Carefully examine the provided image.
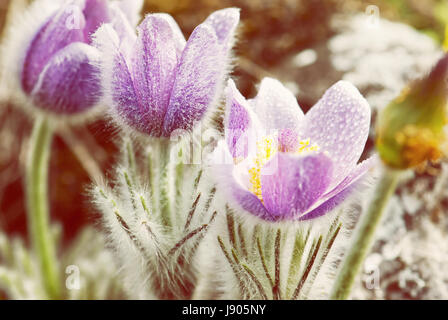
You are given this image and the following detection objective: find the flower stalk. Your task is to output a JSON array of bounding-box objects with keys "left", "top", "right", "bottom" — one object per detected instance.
[
  {"left": 26, "top": 117, "right": 60, "bottom": 299},
  {"left": 159, "top": 140, "right": 173, "bottom": 228},
  {"left": 330, "top": 166, "right": 401, "bottom": 300}
]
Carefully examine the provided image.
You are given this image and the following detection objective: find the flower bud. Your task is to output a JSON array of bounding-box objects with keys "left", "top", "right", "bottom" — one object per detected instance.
[
  {"left": 94, "top": 8, "right": 240, "bottom": 138},
  {"left": 376, "top": 54, "right": 448, "bottom": 169},
  {"left": 5, "top": 0, "right": 141, "bottom": 117}
]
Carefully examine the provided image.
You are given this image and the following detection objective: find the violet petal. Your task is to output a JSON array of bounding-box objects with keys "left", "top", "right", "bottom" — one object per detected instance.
[
  {"left": 130, "top": 14, "right": 182, "bottom": 136},
  {"left": 83, "top": 0, "right": 110, "bottom": 43},
  {"left": 162, "top": 23, "right": 221, "bottom": 136},
  {"left": 260, "top": 152, "right": 333, "bottom": 220},
  {"left": 108, "top": 6, "right": 137, "bottom": 59},
  {"left": 162, "top": 9, "right": 239, "bottom": 136},
  {"left": 298, "top": 156, "right": 376, "bottom": 220},
  {"left": 233, "top": 188, "right": 272, "bottom": 221},
  {"left": 31, "top": 42, "right": 101, "bottom": 114},
  {"left": 301, "top": 80, "right": 371, "bottom": 189},
  {"left": 298, "top": 182, "right": 356, "bottom": 221},
  {"left": 278, "top": 128, "right": 300, "bottom": 152},
  {"left": 153, "top": 13, "right": 186, "bottom": 57},
  {"left": 21, "top": 3, "right": 86, "bottom": 94},
  {"left": 224, "top": 79, "right": 254, "bottom": 159},
  {"left": 211, "top": 141, "right": 271, "bottom": 219},
  {"left": 250, "top": 77, "right": 304, "bottom": 133},
  {"left": 96, "top": 25, "right": 141, "bottom": 132},
  {"left": 203, "top": 8, "right": 239, "bottom": 48}
]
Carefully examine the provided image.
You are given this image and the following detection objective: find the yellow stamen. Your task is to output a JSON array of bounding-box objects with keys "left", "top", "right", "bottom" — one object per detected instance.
[
  {"left": 395, "top": 85, "right": 411, "bottom": 104},
  {"left": 248, "top": 135, "right": 277, "bottom": 202},
  {"left": 247, "top": 136, "right": 320, "bottom": 203},
  {"left": 296, "top": 138, "right": 320, "bottom": 154},
  {"left": 395, "top": 124, "right": 443, "bottom": 168}
]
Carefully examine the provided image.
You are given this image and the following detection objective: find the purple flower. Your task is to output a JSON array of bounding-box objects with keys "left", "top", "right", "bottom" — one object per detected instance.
[
  {"left": 94, "top": 8, "right": 240, "bottom": 137},
  {"left": 212, "top": 78, "right": 375, "bottom": 222},
  {"left": 17, "top": 0, "right": 141, "bottom": 115}
]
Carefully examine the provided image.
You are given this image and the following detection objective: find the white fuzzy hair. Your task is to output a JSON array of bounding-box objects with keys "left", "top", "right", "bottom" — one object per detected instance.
[{"left": 91, "top": 134, "right": 220, "bottom": 299}]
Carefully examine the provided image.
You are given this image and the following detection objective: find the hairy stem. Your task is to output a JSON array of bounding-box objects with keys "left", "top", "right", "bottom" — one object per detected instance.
[
  {"left": 153, "top": 141, "right": 172, "bottom": 227},
  {"left": 26, "top": 117, "right": 60, "bottom": 299},
  {"left": 330, "top": 167, "right": 401, "bottom": 300},
  {"left": 174, "top": 148, "right": 184, "bottom": 215},
  {"left": 159, "top": 140, "right": 172, "bottom": 227}
]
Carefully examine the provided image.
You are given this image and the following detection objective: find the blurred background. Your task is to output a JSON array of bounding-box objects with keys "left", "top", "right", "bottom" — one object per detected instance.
[{"left": 0, "top": 0, "right": 448, "bottom": 299}]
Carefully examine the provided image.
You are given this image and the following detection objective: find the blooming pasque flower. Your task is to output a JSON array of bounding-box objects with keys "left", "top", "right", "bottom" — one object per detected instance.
[
  {"left": 6, "top": 0, "right": 141, "bottom": 115},
  {"left": 212, "top": 78, "right": 374, "bottom": 222},
  {"left": 94, "top": 8, "right": 240, "bottom": 137}
]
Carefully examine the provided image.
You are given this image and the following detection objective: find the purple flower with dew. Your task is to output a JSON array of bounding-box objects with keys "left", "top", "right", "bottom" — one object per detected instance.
[
  {"left": 19, "top": 0, "right": 140, "bottom": 115},
  {"left": 212, "top": 78, "right": 375, "bottom": 222},
  {"left": 94, "top": 8, "right": 240, "bottom": 138}
]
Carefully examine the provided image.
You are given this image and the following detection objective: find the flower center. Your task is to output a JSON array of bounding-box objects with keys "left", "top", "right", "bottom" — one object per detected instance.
[
  {"left": 248, "top": 135, "right": 277, "bottom": 202},
  {"left": 248, "top": 135, "right": 320, "bottom": 203},
  {"left": 296, "top": 138, "right": 320, "bottom": 154}
]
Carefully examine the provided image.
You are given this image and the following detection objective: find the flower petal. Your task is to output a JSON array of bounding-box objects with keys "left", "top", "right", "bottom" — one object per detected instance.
[
  {"left": 301, "top": 80, "right": 371, "bottom": 189},
  {"left": 203, "top": 8, "right": 239, "bottom": 49},
  {"left": 233, "top": 189, "right": 271, "bottom": 220},
  {"left": 130, "top": 14, "right": 183, "bottom": 136},
  {"left": 83, "top": 0, "right": 111, "bottom": 43},
  {"left": 31, "top": 42, "right": 101, "bottom": 114},
  {"left": 209, "top": 141, "right": 270, "bottom": 219},
  {"left": 322, "top": 156, "right": 377, "bottom": 202},
  {"left": 108, "top": 6, "right": 136, "bottom": 57},
  {"left": 162, "top": 9, "right": 239, "bottom": 136},
  {"left": 298, "top": 182, "right": 355, "bottom": 221},
  {"left": 94, "top": 24, "right": 141, "bottom": 131},
  {"left": 224, "top": 79, "right": 259, "bottom": 159},
  {"left": 21, "top": 2, "right": 86, "bottom": 94},
  {"left": 260, "top": 152, "right": 333, "bottom": 220},
  {"left": 116, "top": 0, "right": 143, "bottom": 27},
  {"left": 298, "top": 156, "right": 376, "bottom": 220},
  {"left": 250, "top": 77, "right": 304, "bottom": 133},
  {"left": 152, "top": 13, "right": 186, "bottom": 56},
  {"left": 278, "top": 128, "right": 300, "bottom": 152},
  {"left": 162, "top": 23, "right": 223, "bottom": 136}
]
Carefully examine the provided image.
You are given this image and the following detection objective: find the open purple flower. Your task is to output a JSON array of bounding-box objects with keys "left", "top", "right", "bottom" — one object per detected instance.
[
  {"left": 212, "top": 78, "right": 374, "bottom": 222},
  {"left": 94, "top": 8, "right": 240, "bottom": 137},
  {"left": 17, "top": 0, "right": 141, "bottom": 115}
]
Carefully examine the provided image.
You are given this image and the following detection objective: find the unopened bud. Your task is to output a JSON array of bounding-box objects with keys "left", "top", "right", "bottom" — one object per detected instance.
[{"left": 376, "top": 54, "right": 448, "bottom": 169}]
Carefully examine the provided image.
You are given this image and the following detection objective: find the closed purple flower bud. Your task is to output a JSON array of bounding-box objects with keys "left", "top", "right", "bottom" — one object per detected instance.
[
  {"left": 5, "top": 0, "right": 141, "bottom": 116},
  {"left": 94, "top": 8, "right": 240, "bottom": 137},
  {"left": 211, "top": 78, "right": 375, "bottom": 222}
]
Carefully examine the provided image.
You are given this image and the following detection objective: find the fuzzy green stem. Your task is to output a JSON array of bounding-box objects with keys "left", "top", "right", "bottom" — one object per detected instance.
[
  {"left": 170, "top": 144, "right": 185, "bottom": 222},
  {"left": 330, "top": 167, "right": 401, "bottom": 300},
  {"left": 159, "top": 140, "right": 172, "bottom": 227},
  {"left": 26, "top": 117, "right": 61, "bottom": 299},
  {"left": 175, "top": 151, "right": 184, "bottom": 213},
  {"left": 147, "top": 146, "right": 158, "bottom": 214}
]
